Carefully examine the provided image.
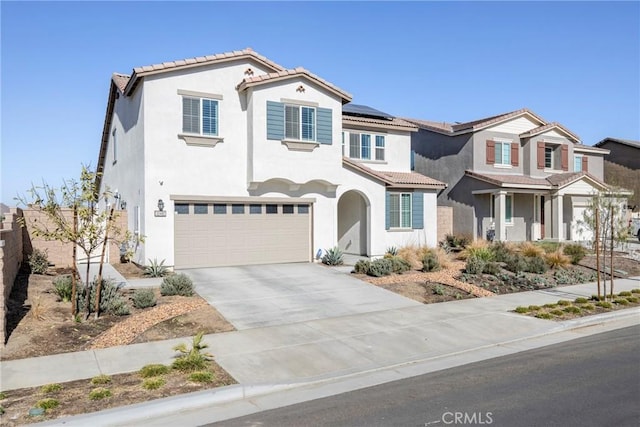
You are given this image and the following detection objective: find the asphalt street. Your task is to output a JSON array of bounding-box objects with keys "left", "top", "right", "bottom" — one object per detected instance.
[{"left": 214, "top": 325, "right": 640, "bottom": 427}]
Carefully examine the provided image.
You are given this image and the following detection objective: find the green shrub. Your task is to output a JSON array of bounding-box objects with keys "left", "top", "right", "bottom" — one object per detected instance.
[
  {"left": 188, "top": 371, "right": 215, "bottom": 383},
  {"left": 528, "top": 305, "right": 541, "bottom": 311},
  {"left": 537, "top": 241, "right": 562, "bottom": 253},
  {"left": 91, "top": 374, "right": 111, "bottom": 385},
  {"left": 563, "top": 306, "right": 581, "bottom": 314},
  {"left": 142, "top": 378, "right": 166, "bottom": 390},
  {"left": 88, "top": 388, "right": 112, "bottom": 400},
  {"left": 52, "top": 276, "right": 73, "bottom": 302},
  {"left": 596, "top": 301, "right": 613, "bottom": 309},
  {"left": 132, "top": 289, "right": 157, "bottom": 309},
  {"left": 618, "top": 291, "right": 632, "bottom": 297},
  {"left": 0, "top": 392, "right": 7, "bottom": 400},
  {"left": 574, "top": 297, "right": 589, "bottom": 304},
  {"left": 465, "top": 256, "right": 486, "bottom": 275},
  {"left": 139, "top": 364, "right": 170, "bottom": 378},
  {"left": 557, "top": 300, "right": 571, "bottom": 306},
  {"left": 440, "top": 234, "right": 470, "bottom": 252},
  {"left": 433, "top": 285, "right": 446, "bottom": 296},
  {"left": 77, "top": 279, "right": 130, "bottom": 315},
  {"left": 28, "top": 249, "right": 49, "bottom": 274},
  {"left": 385, "top": 246, "right": 398, "bottom": 256},
  {"left": 161, "top": 274, "right": 194, "bottom": 296},
  {"left": 172, "top": 332, "right": 213, "bottom": 372},
  {"left": 582, "top": 303, "right": 595, "bottom": 310},
  {"left": 40, "top": 383, "right": 62, "bottom": 394},
  {"left": 614, "top": 298, "right": 629, "bottom": 305},
  {"left": 352, "top": 260, "right": 371, "bottom": 275},
  {"left": 367, "top": 259, "right": 393, "bottom": 277},
  {"left": 144, "top": 258, "right": 169, "bottom": 277},
  {"left": 0, "top": 406, "right": 4, "bottom": 415},
  {"left": 505, "top": 254, "right": 528, "bottom": 273},
  {"left": 490, "top": 241, "right": 513, "bottom": 262},
  {"left": 545, "top": 250, "right": 571, "bottom": 269},
  {"left": 591, "top": 294, "right": 604, "bottom": 301},
  {"left": 626, "top": 296, "right": 638, "bottom": 303},
  {"left": 563, "top": 244, "right": 587, "bottom": 265},
  {"left": 514, "top": 306, "right": 529, "bottom": 313},
  {"left": 321, "top": 247, "right": 344, "bottom": 266},
  {"left": 543, "top": 303, "right": 558, "bottom": 309},
  {"left": 527, "top": 256, "right": 548, "bottom": 274},
  {"left": 535, "top": 312, "right": 553, "bottom": 319},
  {"left": 631, "top": 289, "right": 640, "bottom": 294},
  {"left": 35, "top": 398, "right": 59, "bottom": 410},
  {"left": 482, "top": 262, "right": 501, "bottom": 275},
  {"left": 422, "top": 251, "right": 441, "bottom": 272},
  {"left": 550, "top": 309, "right": 565, "bottom": 316},
  {"left": 466, "top": 246, "right": 494, "bottom": 262},
  {"left": 389, "top": 256, "right": 411, "bottom": 274}
]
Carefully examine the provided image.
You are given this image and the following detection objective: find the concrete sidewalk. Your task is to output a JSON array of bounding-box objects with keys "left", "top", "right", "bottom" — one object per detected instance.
[{"left": 2, "top": 277, "right": 639, "bottom": 393}]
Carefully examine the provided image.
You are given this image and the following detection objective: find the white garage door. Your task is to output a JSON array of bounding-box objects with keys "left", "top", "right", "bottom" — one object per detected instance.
[{"left": 174, "top": 201, "right": 312, "bottom": 268}]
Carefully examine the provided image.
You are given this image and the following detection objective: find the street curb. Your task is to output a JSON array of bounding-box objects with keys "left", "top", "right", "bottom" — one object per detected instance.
[{"left": 30, "top": 307, "right": 640, "bottom": 426}]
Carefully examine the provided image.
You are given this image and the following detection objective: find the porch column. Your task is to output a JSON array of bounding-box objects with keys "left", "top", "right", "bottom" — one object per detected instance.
[
  {"left": 495, "top": 191, "right": 507, "bottom": 241},
  {"left": 552, "top": 193, "right": 564, "bottom": 241}
]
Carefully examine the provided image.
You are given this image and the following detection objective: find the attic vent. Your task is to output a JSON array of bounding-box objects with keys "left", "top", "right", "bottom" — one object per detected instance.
[
  {"left": 296, "top": 85, "right": 305, "bottom": 93},
  {"left": 244, "top": 67, "right": 254, "bottom": 76}
]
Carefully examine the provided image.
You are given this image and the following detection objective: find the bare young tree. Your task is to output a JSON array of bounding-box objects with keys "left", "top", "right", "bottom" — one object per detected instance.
[{"left": 17, "top": 165, "right": 123, "bottom": 318}]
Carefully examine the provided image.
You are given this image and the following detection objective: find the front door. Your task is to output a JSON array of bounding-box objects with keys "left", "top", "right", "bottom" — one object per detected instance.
[{"left": 540, "top": 196, "right": 545, "bottom": 239}]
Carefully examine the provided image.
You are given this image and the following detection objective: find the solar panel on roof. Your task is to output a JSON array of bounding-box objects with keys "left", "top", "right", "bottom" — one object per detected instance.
[{"left": 342, "top": 103, "right": 394, "bottom": 119}]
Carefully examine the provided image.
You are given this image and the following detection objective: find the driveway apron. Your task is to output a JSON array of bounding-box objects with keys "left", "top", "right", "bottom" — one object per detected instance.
[{"left": 181, "top": 263, "right": 419, "bottom": 329}]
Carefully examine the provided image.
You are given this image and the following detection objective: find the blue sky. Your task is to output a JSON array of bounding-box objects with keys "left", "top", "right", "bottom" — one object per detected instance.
[{"left": 1, "top": 1, "right": 639, "bottom": 205}]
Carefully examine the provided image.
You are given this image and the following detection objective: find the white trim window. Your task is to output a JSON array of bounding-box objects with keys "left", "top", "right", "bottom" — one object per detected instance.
[
  {"left": 389, "top": 193, "right": 412, "bottom": 228},
  {"left": 494, "top": 141, "right": 511, "bottom": 165},
  {"left": 545, "top": 145, "right": 554, "bottom": 169},
  {"left": 182, "top": 97, "right": 218, "bottom": 136},
  {"left": 347, "top": 131, "right": 385, "bottom": 161},
  {"left": 285, "top": 105, "right": 315, "bottom": 141},
  {"left": 574, "top": 155, "right": 583, "bottom": 172},
  {"left": 491, "top": 194, "right": 514, "bottom": 225}
]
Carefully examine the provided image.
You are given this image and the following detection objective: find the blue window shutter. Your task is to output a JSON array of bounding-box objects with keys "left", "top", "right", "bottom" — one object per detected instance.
[
  {"left": 316, "top": 107, "right": 332, "bottom": 144},
  {"left": 412, "top": 191, "right": 424, "bottom": 229},
  {"left": 266, "top": 101, "right": 284, "bottom": 140},
  {"left": 385, "top": 191, "right": 391, "bottom": 230}
]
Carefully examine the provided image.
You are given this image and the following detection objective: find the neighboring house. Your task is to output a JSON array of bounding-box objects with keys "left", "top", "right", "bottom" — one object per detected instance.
[
  {"left": 96, "top": 48, "right": 445, "bottom": 268},
  {"left": 406, "top": 109, "right": 610, "bottom": 242},
  {"left": 594, "top": 137, "right": 640, "bottom": 210}
]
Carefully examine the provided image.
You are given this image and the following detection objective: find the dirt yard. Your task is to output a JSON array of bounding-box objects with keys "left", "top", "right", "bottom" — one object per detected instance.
[{"left": 1, "top": 264, "right": 237, "bottom": 424}]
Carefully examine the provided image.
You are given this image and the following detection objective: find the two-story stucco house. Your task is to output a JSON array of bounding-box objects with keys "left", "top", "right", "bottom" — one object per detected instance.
[
  {"left": 406, "top": 109, "right": 610, "bottom": 243},
  {"left": 96, "top": 48, "right": 445, "bottom": 268}
]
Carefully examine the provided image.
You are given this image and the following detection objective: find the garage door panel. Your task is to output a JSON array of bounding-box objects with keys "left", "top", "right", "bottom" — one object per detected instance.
[{"left": 175, "top": 202, "right": 311, "bottom": 268}]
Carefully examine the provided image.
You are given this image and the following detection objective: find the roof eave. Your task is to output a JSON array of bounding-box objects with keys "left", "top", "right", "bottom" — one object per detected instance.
[
  {"left": 342, "top": 117, "right": 418, "bottom": 133},
  {"left": 238, "top": 73, "right": 352, "bottom": 104},
  {"left": 96, "top": 80, "right": 119, "bottom": 192}
]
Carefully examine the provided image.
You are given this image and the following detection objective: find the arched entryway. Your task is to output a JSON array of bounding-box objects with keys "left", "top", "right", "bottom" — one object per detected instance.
[{"left": 337, "top": 190, "right": 369, "bottom": 256}]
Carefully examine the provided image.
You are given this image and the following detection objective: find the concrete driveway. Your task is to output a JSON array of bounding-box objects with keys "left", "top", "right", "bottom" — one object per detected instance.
[{"left": 181, "top": 263, "right": 419, "bottom": 330}]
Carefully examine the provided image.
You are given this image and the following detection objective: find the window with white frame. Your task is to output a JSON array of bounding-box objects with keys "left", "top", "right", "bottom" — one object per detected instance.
[
  {"left": 182, "top": 97, "right": 218, "bottom": 136},
  {"left": 389, "top": 193, "right": 412, "bottom": 228},
  {"left": 494, "top": 141, "right": 511, "bottom": 165},
  {"left": 346, "top": 131, "right": 385, "bottom": 161},
  {"left": 574, "top": 155, "right": 583, "bottom": 172},
  {"left": 491, "top": 194, "right": 514, "bottom": 225},
  {"left": 285, "top": 105, "right": 315, "bottom": 141}
]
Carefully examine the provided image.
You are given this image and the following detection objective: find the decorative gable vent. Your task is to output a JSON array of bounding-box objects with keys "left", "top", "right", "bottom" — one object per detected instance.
[{"left": 244, "top": 67, "right": 254, "bottom": 76}]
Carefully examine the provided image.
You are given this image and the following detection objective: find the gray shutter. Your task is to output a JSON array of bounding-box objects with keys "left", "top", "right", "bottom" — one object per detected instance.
[
  {"left": 412, "top": 191, "right": 424, "bottom": 229},
  {"left": 385, "top": 191, "right": 391, "bottom": 230},
  {"left": 316, "top": 107, "right": 332, "bottom": 144},
  {"left": 266, "top": 101, "right": 284, "bottom": 140}
]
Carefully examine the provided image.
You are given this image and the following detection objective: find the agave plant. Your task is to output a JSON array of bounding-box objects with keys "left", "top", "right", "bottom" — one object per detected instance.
[
  {"left": 321, "top": 247, "right": 344, "bottom": 266},
  {"left": 144, "top": 258, "right": 169, "bottom": 277}
]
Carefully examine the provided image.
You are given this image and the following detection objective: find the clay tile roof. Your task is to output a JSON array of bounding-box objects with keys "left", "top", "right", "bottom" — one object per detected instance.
[
  {"left": 342, "top": 115, "right": 418, "bottom": 132},
  {"left": 402, "top": 118, "right": 454, "bottom": 133},
  {"left": 519, "top": 122, "right": 581, "bottom": 143},
  {"left": 343, "top": 158, "right": 446, "bottom": 189},
  {"left": 237, "top": 67, "right": 352, "bottom": 103},
  {"left": 111, "top": 73, "right": 131, "bottom": 92},
  {"left": 595, "top": 137, "right": 640, "bottom": 149},
  {"left": 465, "top": 171, "right": 550, "bottom": 187},
  {"left": 545, "top": 171, "right": 607, "bottom": 189}
]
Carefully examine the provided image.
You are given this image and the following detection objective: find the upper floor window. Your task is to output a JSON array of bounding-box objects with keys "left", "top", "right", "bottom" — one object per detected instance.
[
  {"left": 495, "top": 141, "right": 511, "bottom": 165},
  {"left": 537, "top": 141, "right": 568, "bottom": 171},
  {"left": 574, "top": 155, "right": 583, "bottom": 172},
  {"left": 389, "top": 193, "right": 412, "bottom": 228},
  {"left": 544, "top": 146, "right": 554, "bottom": 169},
  {"left": 285, "top": 105, "right": 315, "bottom": 141},
  {"left": 182, "top": 97, "right": 218, "bottom": 136},
  {"left": 347, "top": 132, "right": 385, "bottom": 161}
]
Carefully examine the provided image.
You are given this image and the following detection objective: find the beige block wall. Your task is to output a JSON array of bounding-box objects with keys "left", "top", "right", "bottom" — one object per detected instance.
[
  {"left": 1, "top": 208, "right": 25, "bottom": 346},
  {"left": 22, "top": 209, "right": 128, "bottom": 268},
  {"left": 437, "top": 206, "right": 453, "bottom": 243}
]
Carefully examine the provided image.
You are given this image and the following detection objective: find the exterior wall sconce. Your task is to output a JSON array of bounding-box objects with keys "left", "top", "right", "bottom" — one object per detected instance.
[
  {"left": 155, "top": 199, "right": 166, "bottom": 217},
  {"left": 120, "top": 200, "right": 127, "bottom": 210},
  {"left": 158, "top": 199, "right": 165, "bottom": 212}
]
